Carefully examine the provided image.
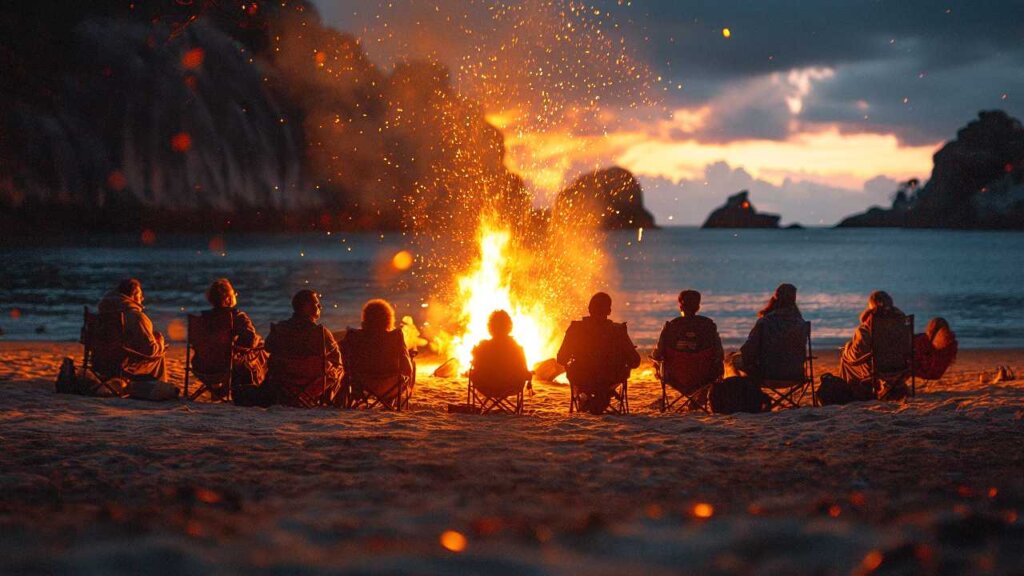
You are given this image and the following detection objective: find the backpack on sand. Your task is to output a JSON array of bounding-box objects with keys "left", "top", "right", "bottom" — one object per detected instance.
[{"left": 710, "top": 376, "right": 770, "bottom": 414}]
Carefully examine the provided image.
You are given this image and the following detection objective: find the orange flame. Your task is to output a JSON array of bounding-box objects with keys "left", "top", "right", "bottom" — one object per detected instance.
[{"left": 446, "top": 217, "right": 561, "bottom": 368}]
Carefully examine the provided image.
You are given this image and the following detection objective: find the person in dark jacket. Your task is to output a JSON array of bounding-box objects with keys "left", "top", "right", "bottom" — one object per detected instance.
[
  {"left": 340, "top": 299, "right": 414, "bottom": 403},
  {"left": 192, "top": 278, "right": 269, "bottom": 400},
  {"left": 95, "top": 278, "right": 167, "bottom": 380},
  {"left": 470, "top": 310, "right": 531, "bottom": 398},
  {"left": 840, "top": 290, "right": 909, "bottom": 397},
  {"left": 265, "top": 290, "right": 343, "bottom": 406},
  {"left": 557, "top": 292, "right": 641, "bottom": 414},
  {"left": 652, "top": 289, "right": 724, "bottom": 392},
  {"left": 737, "top": 283, "right": 807, "bottom": 382}
]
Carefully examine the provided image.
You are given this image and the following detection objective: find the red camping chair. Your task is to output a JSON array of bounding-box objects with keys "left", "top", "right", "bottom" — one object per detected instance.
[
  {"left": 184, "top": 312, "right": 248, "bottom": 402},
  {"left": 756, "top": 320, "right": 816, "bottom": 410},
  {"left": 653, "top": 347, "right": 720, "bottom": 413},
  {"left": 81, "top": 306, "right": 162, "bottom": 396},
  {"left": 266, "top": 323, "right": 337, "bottom": 408},
  {"left": 871, "top": 314, "right": 915, "bottom": 399},
  {"left": 467, "top": 370, "right": 531, "bottom": 415}
]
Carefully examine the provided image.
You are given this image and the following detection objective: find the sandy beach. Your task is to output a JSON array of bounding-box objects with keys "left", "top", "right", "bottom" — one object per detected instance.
[{"left": 1, "top": 341, "right": 1022, "bottom": 574}]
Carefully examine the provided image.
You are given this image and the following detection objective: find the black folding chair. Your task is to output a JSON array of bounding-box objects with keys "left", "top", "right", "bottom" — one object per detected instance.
[
  {"left": 184, "top": 312, "right": 236, "bottom": 402},
  {"left": 343, "top": 373, "right": 410, "bottom": 411},
  {"left": 651, "top": 347, "right": 720, "bottom": 414},
  {"left": 757, "top": 320, "right": 816, "bottom": 410},
  {"left": 467, "top": 371, "right": 530, "bottom": 414},
  {"left": 266, "top": 323, "right": 338, "bottom": 408},
  {"left": 871, "top": 314, "right": 915, "bottom": 399}
]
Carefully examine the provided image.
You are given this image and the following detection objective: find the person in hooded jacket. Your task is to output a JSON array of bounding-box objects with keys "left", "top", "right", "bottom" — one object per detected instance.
[
  {"left": 737, "top": 283, "right": 808, "bottom": 382},
  {"left": 95, "top": 278, "right": 167, "bottom": 380}
]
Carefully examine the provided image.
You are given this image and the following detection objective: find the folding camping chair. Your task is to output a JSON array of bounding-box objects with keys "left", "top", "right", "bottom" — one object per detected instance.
[
  {"left": 183, "top": 312, "right": 243, "bottom": 402},
  {"left": 652, "top": 347, "right": 719, "bottom": 413},
  {"left": 342, "top": 372, "right": 411, "bottom": 411},
  {"left": 757, "top": 320, "right": 816, "bottom": 410},
  {"left": 266, "top": 323, "right": 337, "bottom": 408},
  {"left": 569, "top": 379, "right": 629, "bottom": 415},
  {"left": 466, "top": 371, "right": 531, "bottom": 415},
  {"left": 871, "top": 314, "right": 915, "bottom": 399},
  {"left": 81, "top": 306, "right": 162, "bottom": 396}
]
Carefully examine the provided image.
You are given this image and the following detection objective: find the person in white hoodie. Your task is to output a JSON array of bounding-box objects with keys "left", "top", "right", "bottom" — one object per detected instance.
[{"left": 96, "top": 278, "right": 167, "bottom": 380}]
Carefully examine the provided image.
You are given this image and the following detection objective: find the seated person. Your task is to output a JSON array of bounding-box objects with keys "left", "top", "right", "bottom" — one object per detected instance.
[
  {"left": 265, "top": 290, "right": 343, "bottom": 407},
  {"left": 652, "top": 289, "right": 723, "bottom": 394},
  {"left": 470, "top": 310, "right": 531, "bottom": 398},
  {"left": 340, "top": 299, "right": 414, "bottom": 403},
  {"left": 840, "top": 290, "right": 909, "bottom": 398},
  {"left": 914, "top": 317, "right": 958, "bottom": 380},
  {"left": 737, "top": 283, "right": 807, "bottom": 382},
  {"left": 556, "top": 292, "right": 641, "bottom": 414},
  {"left": 95, "top": 278, "right": 167, "bottom": 381},
  {"left": 191, "top": 278, "right": 269, "bottom": 400}
]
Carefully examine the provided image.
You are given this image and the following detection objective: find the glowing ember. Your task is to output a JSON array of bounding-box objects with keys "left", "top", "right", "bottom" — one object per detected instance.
[
  {"left": 692, "top": 502, "right": 714, "bottom": 519},
  {"left": 391, "top": 250, "right": 414, "bottom": 271},
  {"left": 439, "top": 530, "right": 467, "bottom": 552},
  {"left": 446, "top": 217, "right": 561, "bottom": 367}
]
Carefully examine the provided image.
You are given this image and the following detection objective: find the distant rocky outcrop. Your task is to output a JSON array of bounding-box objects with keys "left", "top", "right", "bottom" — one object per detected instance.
[
  {"left": 702, "top": 191, "right": 781, "bottom": 228},
  {"left": 553, "top": 167, "right": 656, "bottom": 229},
  {"left": 838, "top": 110, "right": 1024, "bottom": 229}
]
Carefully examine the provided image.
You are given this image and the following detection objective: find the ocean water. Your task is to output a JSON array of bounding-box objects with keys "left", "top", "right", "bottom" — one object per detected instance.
[{"left": 1, "top": 228, "right": 1021, "bottom": 349}]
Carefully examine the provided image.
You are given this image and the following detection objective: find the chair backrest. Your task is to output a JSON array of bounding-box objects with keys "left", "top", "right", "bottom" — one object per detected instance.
[
  {"left": 188, "top": 312, "right": 234, "bottom": 375},
  {"left": 268, "top": 322, "right": 327, "bottom": 404},
  {"left": 663, "top": 347, "right": 718, "bottom": 393},
  {"left": 83, "top": 307, "right": 127, "bottom": 377},
  {"left": 871, "top": 314, "right": 914, "bottom": 377},
  {"left": 565, "top": 321, "right": 631, "bottom": 386},
  {"left": 759, "top": 319, "right": 810, "bottom": 383}
]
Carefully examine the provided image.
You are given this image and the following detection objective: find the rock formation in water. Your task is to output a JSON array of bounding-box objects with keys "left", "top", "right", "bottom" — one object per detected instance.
[
  {"left": 553, "top": 167, "right": 656, "bottom": 229},
  {"left": 838, "top": 110, "right": 1024, "bottom": 229},
  {"left": 701, "top": 190, "right": 781, "bottom": 228},
  {"left": 0, "top": 2, "right": 527, "bottom": 233}
]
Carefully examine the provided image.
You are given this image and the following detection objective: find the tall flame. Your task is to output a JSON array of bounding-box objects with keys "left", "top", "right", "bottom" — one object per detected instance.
[{"left": 448, "top": 218, "right": 561, "bottom": 367}]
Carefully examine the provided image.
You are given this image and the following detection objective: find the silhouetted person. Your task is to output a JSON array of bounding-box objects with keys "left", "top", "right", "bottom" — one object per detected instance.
[
  {"left": 96, "top": 278, "right": 167, "bottom": 380},
  {"left": 557, "top": 292, "right": 641, "bottom": 414},
  {"left": 265, "top": 290, "right": 342, "bottom": 406},
  {"left": 737, "top": 283, "right": 807, "bottom": 382},
  {"left": 652, "top": 290, "right": 724, "bottom": 396},
  {"left": 470, "top": 310, "right": 531, "bottom": 398},
  {"left": 192, "top": 278, "right": 269, "bottom": 401},
  {"left": 914, "top": 317, "right": 958, "bottom": 380},
  {"left": 340, "top": 299, "right": 414, "bottom": 403},
  {"left": 840, "top": 290, "right": 909, "bottom": 396}
]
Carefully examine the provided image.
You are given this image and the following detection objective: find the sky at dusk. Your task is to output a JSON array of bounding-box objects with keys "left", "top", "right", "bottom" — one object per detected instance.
[{"left": 311, "top": 0, "right": 1024, "bottom": 225}]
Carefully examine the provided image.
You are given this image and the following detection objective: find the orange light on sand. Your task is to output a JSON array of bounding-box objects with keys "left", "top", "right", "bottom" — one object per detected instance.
[
  {"left": 391, "top": 250, "right": 414, "bottom": 271},
  {"left": 862, "top": 550, "right": 884, "bottom": 572},
  {"left": 171, "top": 132, "right": 192, "bottom": 153},
  {"left": 181, "top": 48, "right": 205, "bottom": 70},
  {"left": 447, "top": 218, "right": 560, "bottom": 367},
  {"left": 692, "top": 503, "right": 714, "bottom": 519},
  {"left": 440, "top": 530, "right": 467, "bottom": 552},
  {"left": 167, "top": 319, "right": 186, "bottom": 342}
]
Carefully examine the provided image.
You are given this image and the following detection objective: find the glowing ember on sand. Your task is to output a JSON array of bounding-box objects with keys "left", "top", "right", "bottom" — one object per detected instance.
[{"left": 446, "top": 217, "right": 561, "bottom": 367}]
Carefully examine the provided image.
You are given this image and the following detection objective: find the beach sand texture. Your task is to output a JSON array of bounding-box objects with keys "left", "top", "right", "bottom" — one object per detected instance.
[{"left": 1, "top": 342, "right": 1022, "bottom": 574}]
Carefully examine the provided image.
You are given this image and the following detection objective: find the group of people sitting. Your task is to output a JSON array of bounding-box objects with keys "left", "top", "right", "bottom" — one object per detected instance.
[
  {"left": 87, "top": 278, "right": 413, "bottom": 408},
  {"left": 83, "top": 277, "right": 959, "bottom": 413}
]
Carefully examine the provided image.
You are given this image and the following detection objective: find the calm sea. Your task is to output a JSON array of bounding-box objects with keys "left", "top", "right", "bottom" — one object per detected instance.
[{"left": 1, "top": 229, "right": 1021, "bottom": 349}]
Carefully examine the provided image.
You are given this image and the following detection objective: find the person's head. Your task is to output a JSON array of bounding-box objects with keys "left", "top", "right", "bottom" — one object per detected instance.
[
  {"left": 291, "top": 289, "right": 321, "bottom": 321},
  {"left": 361, "top": 299, "right": 395, "bottom": 333},
  {"left": 117, "top": 278, "right": 143, "bottom": 304},
  {"left": 678, "top": 290, "right": 701, "bottom": 316},
  {"left": 588, "top": 292, "right": 612, "bottom": 319},
  {"left": 205, "top": 278, "right": 237, "bottom": 309},
  {"left": 926, "top": 317, "right": 950, "bottom": 341},
  {"left": 860, "top": 290, "right": 894, "bottom": 323},
  {"left": 759, "top": 283, "right": 798, "bottom": 318},
  {"left": 487, "top": 310, "right": 513, "bottom": 338}
]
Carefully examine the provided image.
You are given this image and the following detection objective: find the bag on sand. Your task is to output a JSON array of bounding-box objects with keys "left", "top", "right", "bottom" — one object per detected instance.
[
  {"left": 818, "top": 372, "right": 876, "bottom": 405},
  {"left": 55, "top": 357, "right": 77, "bottom": 394},
  {"left": 710, "top": 376, "right": 770, "bottom": 414},
  {"left": 127, "top": 379, "right": 180, "bottom": 401}
]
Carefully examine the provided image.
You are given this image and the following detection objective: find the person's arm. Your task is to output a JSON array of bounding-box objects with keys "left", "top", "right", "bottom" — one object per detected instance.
[
  {"left": 621, "top": 324, "right": 641, "bottom": 369},
  {"left": 127, "top": 311, "right": 163, "bottom": 356},
  {"left": 842, "top": 323, "right": 873, "bottom": 365},
  {"left": 710, "top": 321, "right": 725, "bottom": 378},
  {"left": 652, "top": 321, "right": 671, "bottom": 361},
  {"left": 324, "top": 329, "right": 342, "bottom": 369},
  {"left": 556, "top": 325, "right": 575, "bottom": 367},
  {"left": 234, "top": 311, "right": 261, "bottom": 348}
]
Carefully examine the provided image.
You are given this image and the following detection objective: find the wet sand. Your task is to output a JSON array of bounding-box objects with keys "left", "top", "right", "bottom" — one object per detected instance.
[{"left": 1, "top": 342, "right": 1022, "bottom": 575}]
